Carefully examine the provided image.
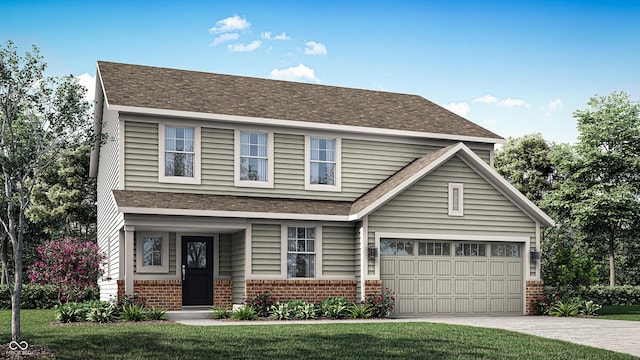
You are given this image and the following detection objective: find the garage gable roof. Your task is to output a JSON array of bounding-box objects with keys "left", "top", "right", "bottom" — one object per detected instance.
[{"left": 349, "top": 142, "right": 555, "bottom": 227}]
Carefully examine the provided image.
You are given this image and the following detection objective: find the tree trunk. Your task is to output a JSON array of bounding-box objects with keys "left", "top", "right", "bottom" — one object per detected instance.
[
  {"left": 11, "top": 277, "right": 21, "bottom": 343},
  {"left": 609, "top": 225, "right": 616, "bottom": 286}
]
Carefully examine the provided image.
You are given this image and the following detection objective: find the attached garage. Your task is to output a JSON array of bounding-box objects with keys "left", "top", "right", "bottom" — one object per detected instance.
[{"left": 380, "top": 239, "right": 524, "bottom": 316}]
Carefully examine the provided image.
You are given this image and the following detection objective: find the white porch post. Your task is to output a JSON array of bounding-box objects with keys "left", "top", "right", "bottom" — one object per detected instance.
[{"left": 124, "top": 225, "right": 135, "bottom": 294}]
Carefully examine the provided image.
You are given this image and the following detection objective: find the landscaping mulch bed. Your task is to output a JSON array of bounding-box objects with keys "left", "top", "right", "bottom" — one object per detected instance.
[
  {"left": 51, "top": 320, "right": 174, "bottom": 326},
  {"left": 0, "top": 343, "right": 55, "bottom": 359}
]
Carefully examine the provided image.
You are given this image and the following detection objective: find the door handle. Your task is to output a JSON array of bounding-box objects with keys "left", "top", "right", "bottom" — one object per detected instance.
[{"left": 182, "top": 265, "right": 186, "bottom": 280}]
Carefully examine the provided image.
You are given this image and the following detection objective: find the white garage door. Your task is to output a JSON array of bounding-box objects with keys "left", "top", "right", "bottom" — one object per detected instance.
[{"left": 380, "top": 240, "right": 523, "bottom": 316}]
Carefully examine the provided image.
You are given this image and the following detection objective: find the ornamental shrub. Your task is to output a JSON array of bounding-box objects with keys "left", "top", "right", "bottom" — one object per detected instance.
[
  {"left": 576, "top": 285, "right": 640, "bottom": 305},
  {"left": 28, "top": 237, "right": 105, "bottom": 303},
  {"left": 363, "top": 289, "right": 395, "bottom": 318},
  {"left": 319, "top": 297, "right": 353, "bottom": 319},
  {"left": 246, "top": 290, "right": 277, "bottom": 317}
]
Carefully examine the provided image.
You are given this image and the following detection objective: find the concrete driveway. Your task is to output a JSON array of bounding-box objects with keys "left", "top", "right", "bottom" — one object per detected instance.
[
  {"left": 423, "top": 316, "right": 640, "bottom": 358},
  {"left": 176, "top": 316, "right": 640, "bottom": 357}
]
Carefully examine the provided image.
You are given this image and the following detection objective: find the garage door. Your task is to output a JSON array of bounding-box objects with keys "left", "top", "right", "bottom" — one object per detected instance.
[{"left": 380, "top": 240, "right": 523, "bottom": 316}]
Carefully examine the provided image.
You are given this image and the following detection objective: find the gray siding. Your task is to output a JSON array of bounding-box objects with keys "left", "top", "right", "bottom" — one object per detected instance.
[
  {"left": 322, "top": 226, "right": 356, "bottom": 276},
  {"left": 123, "top": 120, "right": 496, "bottom": 201},
  {"left": 368, "top": 155, "right": 536, "bottom": 274},
  {"left": 169, "top": 233, "right": 176, "bottom": 274},
  {"left": 96, "top": 108, "right": 122, "bottom": 299},
  {"left": 231, "top": 230, "right": 245, "bottom": 304},
  {"left": 218, "top": 234, "right": 232, "bottom": 278},
  {"left": 251, "top": 224, "right": 281, "bottom": 275}
]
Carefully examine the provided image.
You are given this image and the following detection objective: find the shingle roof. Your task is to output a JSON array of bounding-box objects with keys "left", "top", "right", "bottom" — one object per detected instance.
[
  {"left": 112, "top": 190, "right": 353, "bottom": 217},
  {"left": 97, "top": 61, "right": 502, "bottom": 140}
]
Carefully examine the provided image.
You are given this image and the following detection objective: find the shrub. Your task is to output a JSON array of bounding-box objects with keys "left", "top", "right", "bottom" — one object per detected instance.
[
  {"left": 28, "top": 237, "right": 106, "bottom": 303},
  {"left": 212, "top": 307, "right": 231, "bottom": 319},
  {"left": 347, "top": 303, "right": 373, "bottom": 319},
  {"left": 576, "top": 285, "right": 640, "bottom": 306},
  {"left": 363, "top": 289, "right": 395, "bottom": 318},
  {"left": 535, "top": 286, "right": 579, "bottom": 315},
  {"left": 230, "top": 305, "right": 258, "bottom": 320},
  {"left": 320, "top": 297, "right": 353, "bottom": 319},
  {"left": 55, "top": 302, "right": 85, "bottom": 323},
  {"left": 146, "top": 307, "right": 168, "bottom": 321},
  {"left": 270, "top": 302, "right": 294, "bottom": 320},
  {"left": 117, "top": 293, "right": 146, "bottom": 308},
  {"left": 120, "top": 303, "right": 147, "bottom": 321},
  {"left": 581, "top": 300, "right": 602, "bottom": 316},
  {"left": 0, "top": 284, "right": 60, "bottom": 309},
  {"left": 548, "top": 301, "right": 581, "bottom": 317},
  {"left": 293, "top": 302, "right": 317, "bottom": 320},
  {"left": 86, "top": 302, "right": 118, "bottom": 323},
  {"left": 246, "top": 290, "right": 276, "bottom": 317}
]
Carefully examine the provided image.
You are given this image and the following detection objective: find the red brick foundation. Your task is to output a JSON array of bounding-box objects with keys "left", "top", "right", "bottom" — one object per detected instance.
[
  {"left": 214, "top": 279, "right": 233, "bottom": 308},
  {"left": 525, "top": 280, "right": 544, "bottom": 315},
  {"left": 117, "top": 280, "right": 182, "bottom": 311},
  {"left": 245, "top": 279, "right": 357, "bottom": 303},
  {"left": 364, "top": 280, "right": 383, "bottom": 298}
]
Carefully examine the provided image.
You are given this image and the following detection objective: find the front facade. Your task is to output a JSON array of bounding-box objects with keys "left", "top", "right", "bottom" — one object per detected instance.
[{"left": 90, "top": 61, "right": 553, "bottom": 316}]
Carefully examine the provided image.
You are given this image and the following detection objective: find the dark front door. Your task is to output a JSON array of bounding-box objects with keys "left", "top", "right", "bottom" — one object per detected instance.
[{"left": 182, "top": 236, "right": 214, "bottom": 306}]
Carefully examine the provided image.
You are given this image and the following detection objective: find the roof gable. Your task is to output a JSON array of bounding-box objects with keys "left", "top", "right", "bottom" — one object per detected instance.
[{"left": 96, "top": 61, "right": 502, "bottom": 142}]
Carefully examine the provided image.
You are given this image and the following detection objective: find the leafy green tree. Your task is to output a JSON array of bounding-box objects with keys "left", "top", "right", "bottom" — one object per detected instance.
[
  {"left": 541, "top": 225, "right": 598, "bottom": 288},
  {"left": 494, "top": 133, "right": 555, "bottom": 205},
  {"left": 0, "top": 41, "right": 92, "bottom": 342},
  {"left": 544, "top": 91, "right": 640, "bottom": 286}
]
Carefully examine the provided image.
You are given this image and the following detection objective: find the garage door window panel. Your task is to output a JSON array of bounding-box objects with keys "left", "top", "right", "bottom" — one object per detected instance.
[
  {"left": 419, "top": 241, "right": 451, "bottom": 256},
  {"left": 455, "top": 243, "right": 486, "bottom": 256},
  {"left": 491, "top": 243, "right": 520, "bottom": 257},
  {"left": 381, "top": 240, "right": 414, "bottom": 255}
]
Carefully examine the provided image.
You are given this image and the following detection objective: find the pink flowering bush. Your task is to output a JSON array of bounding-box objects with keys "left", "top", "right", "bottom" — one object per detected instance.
[
  {"left": 28, "top": 237, "right": 105, "bottom": 303},
  {"left": 363, "top": 288, "right": 395, "bottom": 318}
]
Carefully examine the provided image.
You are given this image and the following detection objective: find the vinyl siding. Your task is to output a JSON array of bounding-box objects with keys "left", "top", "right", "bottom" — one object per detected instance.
[
  {"left": 96, "top": 108, "right": 123, "bottom": 299},
  {"left": 321, "top": 225, "right": 356, "bottom": 276},
  {"left": 218, "top": 234, "right": 232, "bottom": 278},
  {"left": 123, "top": 120, "right": 497, "bottom": 201},
  {"left": 368, "top": 155, "right": 536, "bottom": 274},
  {"left": 251, "top": 224, "right": 281, "bottom": 275},
  {"left": 231, "top": 230, "right": 246, "bottom": 304}
]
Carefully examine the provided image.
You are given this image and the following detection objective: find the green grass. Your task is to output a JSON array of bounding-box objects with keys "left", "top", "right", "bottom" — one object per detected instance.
[
  {"left": 599, "top": 305, "right": 640, "bottom": 321},
  {"left": 1, "top": 310, "right": 636, "bottom": 359}
]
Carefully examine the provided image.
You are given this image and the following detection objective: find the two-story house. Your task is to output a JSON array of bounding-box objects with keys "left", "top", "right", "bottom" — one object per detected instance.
[{"left": 90, "top": 61, "right": 554, "bottom": 316}]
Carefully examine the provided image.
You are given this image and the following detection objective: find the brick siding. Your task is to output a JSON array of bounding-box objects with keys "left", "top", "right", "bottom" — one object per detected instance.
[
  {"left": 525, "top": 280, "right": 544, "bottom": 315},
  {"left": 214, "top": 279, "right": 233, "bottom": 308},
  {"left": 117, "top": 280, "right": 182, "bottom": 311},
  {"left": 245, "top": 279, "right": 357, "bottom": 303},
  {"left": 364, "top": 280, "right": 383, "bottom": 298}
]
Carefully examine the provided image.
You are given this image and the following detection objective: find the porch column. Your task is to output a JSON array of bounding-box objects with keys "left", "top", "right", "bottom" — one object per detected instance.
[{"left": 124, "top": 225, "right": 135, "bottom": 294}]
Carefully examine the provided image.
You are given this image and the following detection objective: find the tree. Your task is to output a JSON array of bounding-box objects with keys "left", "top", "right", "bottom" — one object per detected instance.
[
  {"left": 0, "top": 41, "right": 92, "bottom": 342},
  {"left": 544, "top": 92, "right": 640, "bottom": 286},
  {"left": 494, "top": 133, "right": 555, "bottom": 206}
]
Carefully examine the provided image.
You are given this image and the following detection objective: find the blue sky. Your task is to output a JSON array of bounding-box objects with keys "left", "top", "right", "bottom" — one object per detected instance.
[{"left": 2, "top": 0, "right": 639, "bottom": 143}]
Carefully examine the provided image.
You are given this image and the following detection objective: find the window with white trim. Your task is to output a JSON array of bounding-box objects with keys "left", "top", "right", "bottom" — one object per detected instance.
[
  {"left": 234, "top": 130, "right": 274, "bottom": 188},
  {"left": 136, "top": 232, "right": 169, "bottom": 273},
  {"left": 158, "top": 124, "right": 201, "bottom": 184},
  {"left": 287, "top": 226, "right": 316, "bottom": 278},
  {"left": 491, "top": 243, "right": 521, "bottom": 257},
  {"left": 448, "top": 183, "right": 464, "bottom": 216},
  {"left": 305, "top": 136, "right": 341, "bottom": 191}
]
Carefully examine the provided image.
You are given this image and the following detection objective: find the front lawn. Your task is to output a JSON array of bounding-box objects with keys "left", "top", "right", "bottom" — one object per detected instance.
[
  {"left": 1, "top": 310, "right": 635, "bottom": 359},
  {"left": 599, "top": 305, "right": 640, "bottom": 321}
]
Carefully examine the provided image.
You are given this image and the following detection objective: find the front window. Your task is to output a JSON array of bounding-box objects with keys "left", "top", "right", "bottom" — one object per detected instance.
[
  {"left": 143, "top": 236, "right": 163, "bottom": 266},
  {"left": 287, "top": 227, "right": 316, "bottom": 278},
  {"left": 136, "top": 232, "right": 169, "bottom": 273},
  {"left": 310, "top": 137, "right": 336, "bottom": 185},
  {"left": 240, "top": 132, "right": 268, "bottom": 181},
  {"left": 165, "top": 126, "right": 195, "bottom": 177}
]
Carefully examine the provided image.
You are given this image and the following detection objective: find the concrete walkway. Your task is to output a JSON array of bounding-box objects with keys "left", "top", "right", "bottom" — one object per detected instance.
[{"left": 175, "top": 316, "right": 640, "bottom": 358}]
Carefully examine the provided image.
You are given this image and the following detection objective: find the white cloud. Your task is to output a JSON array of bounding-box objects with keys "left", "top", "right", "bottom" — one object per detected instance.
[
  {"left": 269, "top": 64, "right": 320, "bottom": 82},
  {"left": 304, "top": 41, "right": 327, "bottom": 56},
  {"left": 547, "top": 98, "right": 564, "bottom": 112},
  {"left": 212, "top": 33, "right": 240, "bottom": 46},
  {"left": 443, "top": 102, "right": 471, "bottom": 117},
  {"left": 473, "top": 94, "right": 499, "bottom": 104},
  {"left": 228, "top": 40, "right": 262, "bottom": 52},
  {"left": 499, "top": 97, "right": 530, "bottom": 108},
  {"left": 76, "top": 73, "right": 95, "bottom": 103},
  {"left": 209, "top": 14, "right": 250, "bottom": 34},
  {"left": 262, "top": 32, "right": 290, "bottom": 40}
]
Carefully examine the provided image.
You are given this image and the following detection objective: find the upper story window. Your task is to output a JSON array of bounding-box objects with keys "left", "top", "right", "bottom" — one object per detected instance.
[
  {"left": 235, "top": 130, "right": 274, "bottom": 188},
  {"left": 158, "top": 124, "right": 201, "bottom": 184},
  {"left": 305, "top": 136, "right": 341, "bottom": 191},
  {"left": 448, "top": 183, "right": 464, "bottom": 216},
  {"left": 136, "top": 232, "right": 169, "bottom": 273}
]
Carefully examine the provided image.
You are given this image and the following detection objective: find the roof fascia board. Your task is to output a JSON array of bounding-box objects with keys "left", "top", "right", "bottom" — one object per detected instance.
[
  {"left": 351, "top": 143, "right": 464, "bottom": 220},
  {"left": 455, "top": 145, "right": 556, "bottom": 227},
  {"left": 108, "top": 104, "right": 506, "bottom": 144},
  {"left": 118, "top": 206, "right": 350, "bottom": 222}
]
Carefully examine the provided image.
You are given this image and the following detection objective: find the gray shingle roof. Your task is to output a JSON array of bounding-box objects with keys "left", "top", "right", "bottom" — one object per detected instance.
[{"left": 97, "top": 61, "right": 502, "bottom": 140}]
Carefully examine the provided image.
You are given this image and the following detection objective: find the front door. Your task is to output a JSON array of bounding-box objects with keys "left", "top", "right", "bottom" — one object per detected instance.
[{"left": 182, "top": 236, "right": 214, "bottom": 306}]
